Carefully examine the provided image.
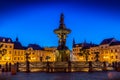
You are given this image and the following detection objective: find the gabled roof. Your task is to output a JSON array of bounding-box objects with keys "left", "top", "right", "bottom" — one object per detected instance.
[
  {"left": 27, "top": 44, "right": 43, "bottom": 50},
  {"left": 73, "top": 42, "right": 98, "bottom": 49},
  {"left": 100, "top": 38, "right": 116, "bottom": 45},
  {"left": 73, "top": 43, "right": 83, "bottom": 48},
  {"left": 14, "top": 41, "right": 24, "bottom": 49},
  {"left": 0, "top": 37, "right": 12, "bottom": 43},
  {"left": 110, "top": 41, "right": 120, "bottom": 46},
  {"left": 82, "top": 43, "right": 98, "bottom": 49}
]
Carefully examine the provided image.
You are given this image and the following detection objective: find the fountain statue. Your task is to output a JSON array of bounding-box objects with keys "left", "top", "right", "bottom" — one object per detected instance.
[{"left": 54, "top": 13, "right": 71, "bottom": 62}]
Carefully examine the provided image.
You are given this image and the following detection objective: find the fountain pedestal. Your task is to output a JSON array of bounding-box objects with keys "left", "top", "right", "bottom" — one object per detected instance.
[{"left": 54, "top": 13, "right": 71, "bottom": 62}]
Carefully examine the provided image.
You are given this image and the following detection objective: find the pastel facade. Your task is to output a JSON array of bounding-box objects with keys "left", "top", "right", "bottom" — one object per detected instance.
[
  {"left": 72, "top": 38, "right": 120, "bottom": 63},
  {"left": 0, "top": 37, "right": 56, "bottom": 65}
]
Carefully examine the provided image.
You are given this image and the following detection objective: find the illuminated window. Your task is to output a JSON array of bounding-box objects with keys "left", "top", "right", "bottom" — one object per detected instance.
[
  {"left": 21, "top": 52, "right": 23, "bottom": 55},
  {"left": 18, "top": 51, "right": 20, "bottom": 56},
  {"left": 106, "top": 51, "right": 108, "bottom": 53},
  {"left": 3, "top": 39, "right": 5, "bottom": 42},
  {"left": 15, "top": 51, "right": 16, "bottom": 55},
  {"left": 14, "top": 57, "right": 16, "bottom": 60},
  {"left": 8, "top": 39, "right": 11, "bottom": 42},
  {"left": 111, "top": 50, "right": 113, "bottom": 53},
  {"left": 9, "top": 51, "right": 11, "bottom": 54}
]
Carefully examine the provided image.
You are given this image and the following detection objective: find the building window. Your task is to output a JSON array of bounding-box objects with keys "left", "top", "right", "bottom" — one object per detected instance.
[
  {"left": 21, "top": 52, "right": 23, "bottom": 55},
  {"left": 2, "top": 39, "right": 5, "bottom": 42},
  {"left": 14, "top": 57, "right": 16, "bottom": 60},
  {"left": 10, "top": 46, "right": 12, "bottom": 48},
  {"left": 116, "top": 56, "right": 118, "bottom": 59},
  {"left": 111, "top": 50, "right": 113, "bottom": 53},
  {"left": 91, "top": 57, "right": 93, "bottom": 60},
  {"left": 18, "top": 51, "right": 20, "bottom": 56},
  {"left": 8, "top": 39, "right": 11, "bottom": 42},
  {"left": 111, "top": 56, "right": 113, "bottom": 59},
  {"left": 15, "top": 51, "right": 16, "bottom": 55},
  {"left": 9, "top": 51, "right": 11, "bottom": 54},
  {"left": 5, "top": 45, "right": 7, "bottom": 48},
  {"left": 106, "top": 51, "right": 108, "bottom": 53},
  {"left": 115, "top": 49, "right": 117, "bottom": 52}
]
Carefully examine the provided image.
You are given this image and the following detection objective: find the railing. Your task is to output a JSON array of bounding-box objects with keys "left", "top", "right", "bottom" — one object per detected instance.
[{"left": 17, "top": 61, "right": 114, "bottom": 72}]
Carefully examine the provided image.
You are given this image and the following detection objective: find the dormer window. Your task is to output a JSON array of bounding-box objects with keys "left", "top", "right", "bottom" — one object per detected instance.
[
  {"left": 8, "top": 39, "right": 11, "bottom": 42},
  {"left": 3, "top": 39, "right": 5, "bottom": 42},
  {"left": 28, "top": 47, "right": 33, "bottom": 50}
]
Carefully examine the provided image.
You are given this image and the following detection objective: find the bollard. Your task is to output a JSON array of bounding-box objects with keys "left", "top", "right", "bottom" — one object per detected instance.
[
  {"left": 11, "top": 64, "right": 17, "bottom": 75},
  {"left": 16, "top": 62, "right": 19, "bottom": 72},
  {"left": 26, "top": 61, "right": 30, "bottom": 73},
  {"left": 113, "top": 62, "right": 117, "bottom": 70},
  {"left": 5, "top": 62, "right": 8, "bottom": 72},
  {"left": 68, "top": 61, "right": 71, "bottom": 72},
  {"left": 88, "top": 61, "right": 93, "bottom": 72},
  {"left": 116, "top": 62, "right": 120, "bottom": 72},
  {"left": 46, "top": 61, "right": 50, "bottom": 72},
  {"left": 102, "top": 62, "right": 107, "bottom": 71},
  {"left": 2, "top": 68, "right": 4, "bottom": 72},
  {"left": 9, "top": 63, "right": 11, "bottom": 72}
]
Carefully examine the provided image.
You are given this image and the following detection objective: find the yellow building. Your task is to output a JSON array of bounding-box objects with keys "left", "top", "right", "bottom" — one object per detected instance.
[
  {"left": 0, "top": 37, "right": 56, "bottom": 65},
  {"left": 0, "top": 37, "right": 14, "bottom": 64},
  {"left": 72, "top": 38, "right": 120, "bottom": 63},
  {"left": 98, "top": 38, "right": 120, "bottom": 63},
  {"left": 72, "top": 41, "right": 97, "bottom": 62}
]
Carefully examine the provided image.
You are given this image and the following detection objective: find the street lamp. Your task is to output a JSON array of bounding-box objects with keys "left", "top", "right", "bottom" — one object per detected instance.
[
  {"left": 25, "top": 52, "right": 30, "bottom": 73},
  {"left": 46, "top": 56, "right": 51, "bottom": 62},
  {"left": 40, "top": 57, "right": 43, "bottom": 62}
]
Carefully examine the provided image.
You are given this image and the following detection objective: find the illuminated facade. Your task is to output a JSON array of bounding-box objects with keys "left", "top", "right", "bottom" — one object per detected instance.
[
  {"left": 54, "top": 13, "right": 71, "bottom": 62},
  {"left": 1, "top": 36, "right": 120, "bottom": 64},
  {"left": 0, "top": 37, "right": 56, "bottom": 65},
  {"left": 72, "top": 40, "right": 97, "bottom": 62},
  {"left": 72, "top": 38, "right": 120, "bottom": 63}
]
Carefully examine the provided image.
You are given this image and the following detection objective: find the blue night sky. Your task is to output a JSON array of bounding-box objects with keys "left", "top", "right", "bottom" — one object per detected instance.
[{"left": 0, "top": 0, "right": 120, "bottom": 50}]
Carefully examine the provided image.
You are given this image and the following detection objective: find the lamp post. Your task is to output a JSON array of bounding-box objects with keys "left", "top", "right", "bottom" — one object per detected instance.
[
  {"left": 25, "top": 52, "right": 30, "bottom": 73},
  {"left": 6, "top": 56, "right": 10, "bottom": 72},
  {"left": 40, "top": 57, "right": 43, "bottom": 62},
  {"left": 46, "top": 56, "right": 51, "bottom": 72}
]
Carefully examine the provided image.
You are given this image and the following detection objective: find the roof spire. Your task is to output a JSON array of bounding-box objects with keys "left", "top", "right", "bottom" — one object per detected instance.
[
  {"left": 72, "top": 38, "right": 75, "bottom": 47},
  {"left": 59, "top": 13, "right": 66, "bottom": 29},
  {"left": 16, "top": 36, "right": 19, "bottom": 42},
  {"left": 60, "top": 13, "right": 64, "bottom": 25},
  {"left": 73, "top": 38, "right": 75, "bottom": 44},
  {"left": 82, "top": 39, "right": 86, "bottom": 47}
]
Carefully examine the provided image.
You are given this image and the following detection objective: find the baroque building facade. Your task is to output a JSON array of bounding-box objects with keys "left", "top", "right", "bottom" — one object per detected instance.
[
  {"left": 72, "top": 38, "right": 120, "bottom": 64},
  {"left": 0, "top": 37, "right": 56, "bottom": 65}
]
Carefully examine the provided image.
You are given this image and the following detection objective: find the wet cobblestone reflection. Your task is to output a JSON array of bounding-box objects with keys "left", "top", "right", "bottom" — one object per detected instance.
[{"left": 1, "top": 71, "right": 119, "bottom": 80}]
